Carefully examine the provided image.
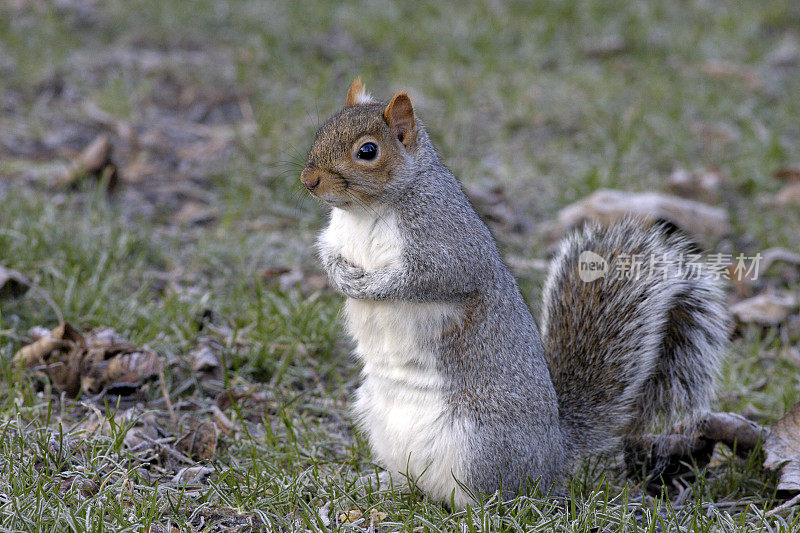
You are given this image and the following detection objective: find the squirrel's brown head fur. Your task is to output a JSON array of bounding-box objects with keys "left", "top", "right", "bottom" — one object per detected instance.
[{"left": 301, "top": 78, "right": 419, "bottom": 209}]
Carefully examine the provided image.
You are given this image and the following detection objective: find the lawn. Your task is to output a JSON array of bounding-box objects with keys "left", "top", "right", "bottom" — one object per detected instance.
[{"left": 1, "top": 0, "right": 800, "bottom": 530}]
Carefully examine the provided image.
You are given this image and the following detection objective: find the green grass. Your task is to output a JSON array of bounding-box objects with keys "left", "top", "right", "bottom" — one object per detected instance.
[{"left": 1, "top": 0, "right": 800, "bottom": 530}]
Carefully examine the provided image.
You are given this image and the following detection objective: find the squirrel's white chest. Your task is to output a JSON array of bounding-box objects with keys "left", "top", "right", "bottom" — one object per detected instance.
[
  {"left": 320, "top": 207, "right": 472, "bottom": 504},
  {"left": 320, "top": 208, "right": 403, "bottom": 270}
]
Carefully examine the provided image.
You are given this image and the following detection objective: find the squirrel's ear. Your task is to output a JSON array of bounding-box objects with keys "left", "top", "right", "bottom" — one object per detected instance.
[
  {"left": 384, "top": 92, "right": 417, "bottom": 148},
  {"left": 345, "top": 77, "right": 372, "bottom": 107}
]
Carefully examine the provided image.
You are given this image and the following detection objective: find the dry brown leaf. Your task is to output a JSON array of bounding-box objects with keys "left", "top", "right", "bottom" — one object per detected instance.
[
  {"left": 553, "top": 189, "right": 730, "bottom": 243},
  {"left": 0, "top": 267, "right": 31, "bottom": 299},
  {"left": 172, "top": 465, "right": 213, "bottom": 484},
  {"left": 667, "top": 168, "right": 723, "bottom": 203},
  {"left": 259, "top": 267, "right": 291, "bottom": 281},
  {"left": 58, "top": 475, "right": 99, "bottom": 500},
  {"left": 369, "top": 508, "right": 388, "bottom": 522},
  {"left": 170, "top": 201, "right": 217, "bottom": 225},
  {"left": 215, "top": 385, "right": 258, "bottom": 411},
  {"left": 81, "top": 344, "right": 162, "bottom": 395},
  {"left": 55, "top": 134, "right": 119, "bottom": 190},
  {"left": 730, "top": 292, "right": 797, "bottom": 326},
  {"left": 13, "top": 322, "right": 84, "bottom": 367},
  {"left": 120, "top": 160, "right": 157, "bottom": 184},
  {"left": 174, "top": 416, "right": 219, "bottom": 461},
  {"left": 774, "top": 167, "right": 800, "bottom": 182},
  {"left": 13, "top": 323, "right": 161, "bottom": 397},
  {"left": 700, "top": 60, "right": 763, "bottom": 90},
  {"left": 339, "top": 509, "right": 364, "bottom": 524},
  {"left": 764, "top": 403, "right": 800, "bottom": 491}
]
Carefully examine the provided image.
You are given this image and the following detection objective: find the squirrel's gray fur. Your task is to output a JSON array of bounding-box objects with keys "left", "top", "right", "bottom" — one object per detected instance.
[{"left": 302, "top": 83, "right": 730, "bottom": 507}]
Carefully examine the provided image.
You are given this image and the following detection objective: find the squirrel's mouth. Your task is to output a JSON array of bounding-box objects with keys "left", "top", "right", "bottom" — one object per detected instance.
[
  {"left": 300, "top": 170, "right": 369, "bottom": 210},
  {"left": 316, "top": 194, "right": 352, "bottom": 209}
]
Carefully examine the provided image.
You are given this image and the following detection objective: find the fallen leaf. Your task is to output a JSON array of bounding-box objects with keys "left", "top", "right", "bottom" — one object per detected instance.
[
  {"left": 170, "top": 201, "right": 217, "bottom": 225},
  {"left": 13, "top": 323, "right": 162, "bottom": 397},
  {"left": 88, "top": 326, "right": 129, "bottom": 346},
  {"left": 81, "top": 344, "right": 162, "bottom": 395},
  {"left": 731, "top": 292, "right": 797, "bottom": 326},
  {"left": 147, "top": 526, "right": 180, "bottom": 533},
  {"left": 339, "top": 509, "right": 363, "bottom": 524},
  {"left": 553, "top": 189, "right": 730, "bottom": 243},
  {"left": 764, "top": 403, "right": 800, "bottom": 491},
  {"left": 215, "top": 385, "right": 258, "bottom": 411},
  {"left": 55, "top": 134, "right": 119, "bottom": 190},
  {"left": 120, "top": 159, "right": 157, "bottom": 184},
  {"left": 211, "top": 404, "right": 236, "bottom": 433},
  {"left": 667, "top": 168, "right": 723, "bottom": 203},
  {"left": 0, "top": 267, "right": 31, "bottom": 299},
  {"left": 369, "top": 508, "right": 388, "bottom": 522},
  {"left": 701, "top": 60, "right": 763, "bottom": 90},
  {"left": 174, "top": 416, "right": 219, "bottom": 461},
  {"left": 172, "top": 465, "right": 213, "bottom": 484},
  {"left": 58, "top": 475, "right": 99, "bottom": 500},
  {"left": 774, "top": 167, "right": 800, "bottom": 182},
  {"left": 259, "top": 267, "right": 291, "bottom": 281},
  {"left": 76, "top": 406, "right": 223, "bottom": 473},
  {"left": 13, "top": 322, "right": 84, "bottom": 368}
]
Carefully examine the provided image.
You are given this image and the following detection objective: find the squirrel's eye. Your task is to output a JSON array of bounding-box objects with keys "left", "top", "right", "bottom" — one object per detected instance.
[{"left": 356, "top": 142, "right": 378, "bottom": 161}]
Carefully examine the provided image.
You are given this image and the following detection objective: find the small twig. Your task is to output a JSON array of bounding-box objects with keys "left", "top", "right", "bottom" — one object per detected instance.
[
  {"left": 766, "top": 493, "right": 800, "bottom": 517},
  {"left": 707, "top": 500, "right": 757, "bottom": 509},
  {"left": 157, "top": 365, "right": 176, "bottom": 423},
  {"left": 210, "top": 405, "right": 235, "bottom": 432},
  {"left": 672, "top": 479, "right": 689, "bottom": 507}
]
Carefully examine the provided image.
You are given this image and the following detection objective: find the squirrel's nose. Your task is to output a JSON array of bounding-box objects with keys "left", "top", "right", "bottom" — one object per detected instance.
[{"left": 301, "top": 170, "right": 321, "bottom": 191}]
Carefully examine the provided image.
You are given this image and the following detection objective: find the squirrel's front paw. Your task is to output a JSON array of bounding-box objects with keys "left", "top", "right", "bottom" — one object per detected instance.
[{"left": 327, "top": 256, "right": 370, "bottom": 298}]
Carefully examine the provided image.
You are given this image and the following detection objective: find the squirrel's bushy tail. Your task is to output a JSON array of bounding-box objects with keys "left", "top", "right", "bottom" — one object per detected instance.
[{"left": 540, "top": 218, "right": 729, "bottom": 458}]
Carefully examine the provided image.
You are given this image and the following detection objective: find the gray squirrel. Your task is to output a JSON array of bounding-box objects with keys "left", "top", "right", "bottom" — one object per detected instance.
[{"left": 299, "top": 78, "right": 730, "bottom": 507}]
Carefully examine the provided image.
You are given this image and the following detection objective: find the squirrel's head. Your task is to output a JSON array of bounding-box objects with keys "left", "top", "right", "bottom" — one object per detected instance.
[{"left": 301, "top": 78, "right": 419, "bottom": 209}]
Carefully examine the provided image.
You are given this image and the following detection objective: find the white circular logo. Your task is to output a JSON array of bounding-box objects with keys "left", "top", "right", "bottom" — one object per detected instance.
[{"left": 578, "top": 250, "right": 608, "bottom": 282}]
